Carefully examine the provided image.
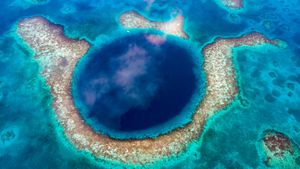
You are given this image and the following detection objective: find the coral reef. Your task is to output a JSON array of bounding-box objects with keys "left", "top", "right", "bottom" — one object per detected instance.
[
  {"left": 119, "top": 11, "right": 188, "bottom": 39},
  {"left": 262, "top": 130, "right": 300, "bottom": 168},
  {"left": 17, "top": 16, "right": 280, "bottom": 165},
  {"left": 0, "top": 129, "right": 16, "bottom": 146},
  {"left": 217, "top": 0, "right": 243, "bottom": 10}
]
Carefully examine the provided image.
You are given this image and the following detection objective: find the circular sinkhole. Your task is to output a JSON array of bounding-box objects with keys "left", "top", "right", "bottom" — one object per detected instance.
[{"left": 72, "top": 32, "right": 205, "bottom": 139}]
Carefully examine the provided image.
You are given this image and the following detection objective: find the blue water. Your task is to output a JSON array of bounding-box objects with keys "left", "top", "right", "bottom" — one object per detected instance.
[
  {"left": 0, "top": 0, "right": 300, "bottom": 168},
  {"left": 73, "top": 33, "right": 202, "bottom": 139}
]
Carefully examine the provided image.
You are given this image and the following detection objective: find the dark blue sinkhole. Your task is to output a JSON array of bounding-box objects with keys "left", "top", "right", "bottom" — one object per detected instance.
[{"left": 72, "top": 32, "right": 205, "bottom": 139}]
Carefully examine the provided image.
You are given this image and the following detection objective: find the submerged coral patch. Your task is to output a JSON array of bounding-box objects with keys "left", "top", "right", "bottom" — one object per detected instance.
[
  {"left": 261, "top": 130, "right": 300, "bottom": 168},
  {"left": 0, "top": 128, "right": 17, "bottom": 147},
  {"left": 215, "top": 0, "right": 243, "bottom": 10}
]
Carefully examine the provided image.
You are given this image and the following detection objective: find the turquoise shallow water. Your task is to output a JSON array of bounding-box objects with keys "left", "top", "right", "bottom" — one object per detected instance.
[{"left": 0, "top": 0, "right": 300, "bottom": 168}]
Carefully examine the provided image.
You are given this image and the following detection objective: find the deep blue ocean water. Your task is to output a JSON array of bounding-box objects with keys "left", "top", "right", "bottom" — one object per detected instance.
[
  {"left": 73, "top": 33, "right": 203, "bottom": 139},
  {"left": 0, "top": 0, "right": 300, "bottom": 168}
]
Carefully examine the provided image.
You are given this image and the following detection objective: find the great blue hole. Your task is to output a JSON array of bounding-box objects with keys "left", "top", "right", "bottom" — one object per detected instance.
[{"left": 73, "top": 32, "right": 205, "bottom": 139}]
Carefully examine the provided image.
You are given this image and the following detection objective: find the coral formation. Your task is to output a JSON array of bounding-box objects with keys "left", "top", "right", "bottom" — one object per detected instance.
[
  {"left": 17, "top": 16, "right": 280, "bottom": 165},
  {"left": 262, "top": 130, "right": 300, "bottom": 168},
  {"left": 216, "top": 0, "right": 243, "bottom": 10},
  {"left": 119, "top": 11, "right": 188, "bottom": 39}
]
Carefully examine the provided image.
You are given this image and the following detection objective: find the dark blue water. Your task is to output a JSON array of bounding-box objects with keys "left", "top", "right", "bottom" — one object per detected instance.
[{"left": 74, "top": 33, "right": 201, "bottom": 137}]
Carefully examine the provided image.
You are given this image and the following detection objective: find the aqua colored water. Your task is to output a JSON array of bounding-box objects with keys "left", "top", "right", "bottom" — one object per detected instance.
[{"left": 0, "top": 0, "right": 300, "bottom": 168}]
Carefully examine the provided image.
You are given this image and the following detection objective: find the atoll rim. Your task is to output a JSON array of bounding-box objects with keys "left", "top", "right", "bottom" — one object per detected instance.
[
  {"left": 16, "top": 15, "right": 282, "bottom": 165},
  {"left": 2, "top": 0, "right": 300, "bottom": 168}
]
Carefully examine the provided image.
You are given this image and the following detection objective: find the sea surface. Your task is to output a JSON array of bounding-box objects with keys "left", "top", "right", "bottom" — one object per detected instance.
[
  {"left": 72, "top": 32, "right": 204, "bottom": 139},
  {"left": 0, "top": 0, "right": 300, "bottom": 168}
]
